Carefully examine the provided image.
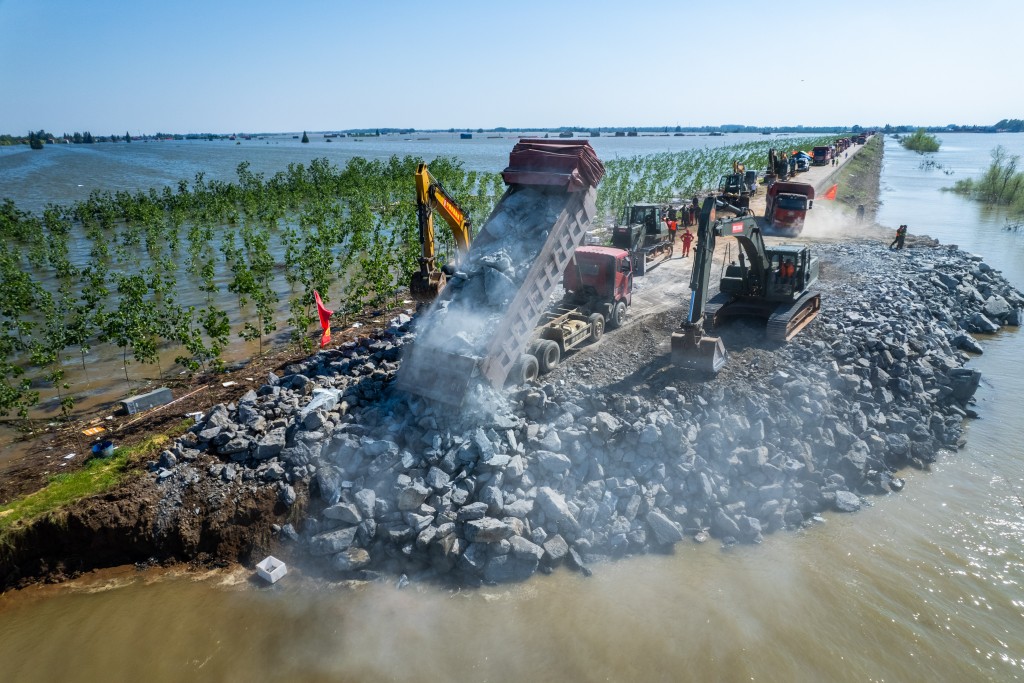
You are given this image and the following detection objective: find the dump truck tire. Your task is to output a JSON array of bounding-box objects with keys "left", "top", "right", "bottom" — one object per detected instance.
[
  {"left": 509, "top": 354, "right": 539, "bottom": 385},
  {"left": 536, "top": 339, "right": 561, "bottom": 374},
  {"left": 607, "top": 301, "right": 627, "bottom": 330},
  {"left": 589, "top": 313, "right": 605, "bottom": 342}
]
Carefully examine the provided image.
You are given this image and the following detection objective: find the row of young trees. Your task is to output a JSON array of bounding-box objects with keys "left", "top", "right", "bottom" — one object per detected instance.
[
  {"left": 0, "top": 154, "right": 503, "bottom": 420},
  {"left": 0, "top": 139, "right": 833, "bottom": 421}
]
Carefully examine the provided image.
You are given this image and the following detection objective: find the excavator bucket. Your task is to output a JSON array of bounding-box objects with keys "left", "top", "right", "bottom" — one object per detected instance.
[
  {"left": 670, "top": 330, "right": 727, "bottom": 374},
  {"left": 410, "top": 269, "right": 445, "bottom": 302}
]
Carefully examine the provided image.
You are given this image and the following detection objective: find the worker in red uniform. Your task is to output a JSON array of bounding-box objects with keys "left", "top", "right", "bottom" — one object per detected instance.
[
  {"left": 665, "top": 216, "right": 678, "bottom": 243},
  {"left": 681, "top": 228, "right": 694, "bottom": 258}
]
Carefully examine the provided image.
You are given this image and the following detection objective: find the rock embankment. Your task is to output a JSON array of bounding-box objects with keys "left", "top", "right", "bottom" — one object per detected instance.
[{"left": 148, "top": 241, "right": 1019, "bottom": 585}]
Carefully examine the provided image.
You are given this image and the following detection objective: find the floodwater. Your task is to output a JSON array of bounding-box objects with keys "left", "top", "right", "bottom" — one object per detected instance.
[
  {"left": 2, "top": 133, "right": 1024, "bottom": 682},
  {"left": 0, "top": 131, "right": 782, "bottom": 215}
]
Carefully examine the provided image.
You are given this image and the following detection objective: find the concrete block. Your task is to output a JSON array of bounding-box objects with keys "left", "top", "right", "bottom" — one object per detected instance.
[
  {"left": 256, "top": 555, "right": 287, "bottom": 584},
  {"left": 121, "top": 387, "right": 173, "bottom": 415}
]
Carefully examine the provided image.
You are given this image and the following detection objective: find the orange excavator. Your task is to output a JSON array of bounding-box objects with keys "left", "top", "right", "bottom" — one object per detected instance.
[{"left": 410, "top": 162, "right": 473, "bottom": 301}]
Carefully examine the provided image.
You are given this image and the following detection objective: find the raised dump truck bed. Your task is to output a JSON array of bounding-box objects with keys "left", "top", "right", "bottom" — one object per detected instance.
[{"left": 396, "top": 140, "right": 604, "bottom": 405}]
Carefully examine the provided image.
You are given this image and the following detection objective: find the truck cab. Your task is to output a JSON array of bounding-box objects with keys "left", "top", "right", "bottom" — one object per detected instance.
[
  {"left": 563, "top": 246, "right": 633, "bottom": 313},
  {"left": 764, "top": 181, "right": 815, "bottom": 236},
  {"left": 811, "top": 146, "right": 831, "bottom": 166}
]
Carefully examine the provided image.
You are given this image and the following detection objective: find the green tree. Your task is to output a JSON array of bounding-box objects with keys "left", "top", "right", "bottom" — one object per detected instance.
[
  {"left": 124, "top": 131, "right": 131, "bottom": 143},
  {"left": 901, "top": 128, "right": 940, "bottom": 153},
  {"left": 301, "top": 131, "right": 309, "bottom": 143}
]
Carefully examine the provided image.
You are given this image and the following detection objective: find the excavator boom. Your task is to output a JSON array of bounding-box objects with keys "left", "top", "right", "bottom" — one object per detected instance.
[{"left": 411, "top": 163, "right": 473, "bottom": 301}]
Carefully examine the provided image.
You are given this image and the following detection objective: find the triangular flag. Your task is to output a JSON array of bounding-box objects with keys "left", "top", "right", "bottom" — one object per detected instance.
[
  {"left": 314, "top": 290, "right": 333, "bottom": 347},
  {"left": 823, "top": 184, "right": 838, "bottom": 200}
]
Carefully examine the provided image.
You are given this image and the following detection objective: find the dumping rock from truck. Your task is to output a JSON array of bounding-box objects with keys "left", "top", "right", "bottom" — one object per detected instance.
[{"left": 397, "top": 140, "right": 605, "bottom": 405}]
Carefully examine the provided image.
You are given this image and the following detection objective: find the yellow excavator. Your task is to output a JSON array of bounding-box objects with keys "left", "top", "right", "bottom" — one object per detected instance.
[{"left": 410, "top": 162, "right": 473, "bottom": 301}]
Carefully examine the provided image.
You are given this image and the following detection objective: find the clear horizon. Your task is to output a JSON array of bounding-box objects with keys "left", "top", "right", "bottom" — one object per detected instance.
[{"left": 1, "top": 0, "right": 1019, "bottom": 134}]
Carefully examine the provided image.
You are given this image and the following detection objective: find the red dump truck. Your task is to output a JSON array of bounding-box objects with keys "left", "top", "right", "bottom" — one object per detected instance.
[
  {"left": 764, "top": 182, "right": 815, "bottom": 236},
  {"left": 811, "top": 146, "right": 832, "bottom": 166}
]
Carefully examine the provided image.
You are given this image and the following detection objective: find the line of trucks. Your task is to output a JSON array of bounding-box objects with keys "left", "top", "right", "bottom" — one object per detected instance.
[{"left": 397, "top": 140, "right": 821, "bottom": 405}]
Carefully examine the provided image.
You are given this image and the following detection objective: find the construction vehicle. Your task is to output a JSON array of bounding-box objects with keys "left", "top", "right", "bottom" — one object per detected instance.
[
  {"left": 764, "top": 181, "right": 815, "bottom": 236},
  {"left": 811, "top": 145, "right": 832, "bottom": 166},
  {"left": 718, "top": 160, "right": 752, "bottom": 209},
  {"left": 410, "top": 163, "right": 472, "bottom": 301},
  {"left": 396, "top": 139, "right": 607, "bottom": 405},
  {"left": 670, "top": 197, "right": 821, "bottom": 373},
  {"left": 793, "top": 152, "right": 811, "bottom": 173},
  {"left": 611, "top": 203, "right": 674, "bottom": 275},
  {"left": 766, "top": 148, "right": 790, "bottom": 183},
  {"left": 515, "top": 245, "right": 633, "bottom": 381}
]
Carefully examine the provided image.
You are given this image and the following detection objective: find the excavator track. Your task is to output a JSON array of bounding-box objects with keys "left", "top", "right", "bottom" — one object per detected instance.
[
  {"left": 766, "top": 290, "right": 821, "bottom": 341},
  {"left": 701, "top": 291, "right": 732, "bottom": 329}
]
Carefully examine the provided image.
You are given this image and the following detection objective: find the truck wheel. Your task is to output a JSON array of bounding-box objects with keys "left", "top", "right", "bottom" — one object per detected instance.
[
  {"left": 588, "top": 313, "right": 605, "bottom": 342},
  {"left": 608, "top": 301, "right": 627, "bottom": 330},
  {"left": 508, "top": 354, "right": 539, "bottom": 385},
  {"left": 536, "top": 339, "right": 560, "bottom": 374}
]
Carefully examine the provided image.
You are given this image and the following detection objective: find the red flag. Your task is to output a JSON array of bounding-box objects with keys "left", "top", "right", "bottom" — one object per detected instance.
[
  {"left": 314, "top": 290, "right": 333, "bottom": 347},
  {"left": 823, "top": 184, "right": 838, "bottom": 200}
]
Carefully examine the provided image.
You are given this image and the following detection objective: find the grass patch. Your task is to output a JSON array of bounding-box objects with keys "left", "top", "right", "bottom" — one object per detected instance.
[
  {"left": 833, "top": 135, "right": 883, "bottom": 208},
  {"left": 0, "top": 427, "right": 184, "bottom": 538}
]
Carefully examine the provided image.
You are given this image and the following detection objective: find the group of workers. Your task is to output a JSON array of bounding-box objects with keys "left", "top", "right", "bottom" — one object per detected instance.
[{"left": 663, "top": 203, "right": 696, "bottom": 258}]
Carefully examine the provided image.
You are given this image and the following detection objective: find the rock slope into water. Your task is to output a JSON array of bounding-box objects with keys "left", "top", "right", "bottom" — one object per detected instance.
[{"left": 147, "top": 242, "right": 1020, "bottom": 585}]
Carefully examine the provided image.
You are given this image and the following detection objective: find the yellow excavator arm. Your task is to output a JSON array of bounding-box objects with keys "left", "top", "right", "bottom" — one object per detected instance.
[{"left": 411, "top": 163, "right": 472, "bottom": 301}]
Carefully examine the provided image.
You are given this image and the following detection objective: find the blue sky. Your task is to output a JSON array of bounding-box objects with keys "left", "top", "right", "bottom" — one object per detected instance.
[{"left": 1, "top": 0, "right": 1019, "bottom": 134}]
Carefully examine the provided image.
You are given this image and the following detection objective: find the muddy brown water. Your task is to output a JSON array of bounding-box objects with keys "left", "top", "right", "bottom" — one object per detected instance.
[
  {"left": 2, "top": 135, "right": 1024, "bottom": 681},
  {"left": 1, "top": 464, "right": 1020, "bottom": 682}
]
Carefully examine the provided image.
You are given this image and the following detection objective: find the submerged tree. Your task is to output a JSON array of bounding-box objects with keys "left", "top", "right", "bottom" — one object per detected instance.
[{"left": 901, "top": 129, "right": 941, "bottom": 153}]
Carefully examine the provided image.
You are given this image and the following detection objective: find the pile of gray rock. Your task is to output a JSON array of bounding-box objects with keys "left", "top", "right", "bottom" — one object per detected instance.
[{"left": 148, "top": 242, "right": 1021, "bottom": 585}]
